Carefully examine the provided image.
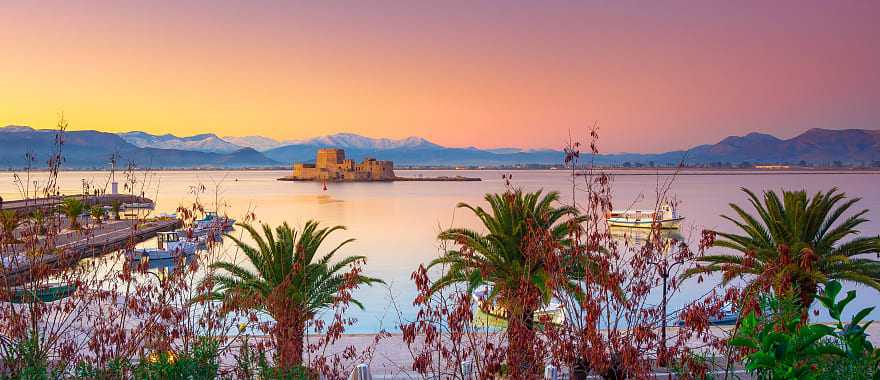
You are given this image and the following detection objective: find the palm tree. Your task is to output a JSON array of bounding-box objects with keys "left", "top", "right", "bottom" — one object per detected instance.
[
  {"left": 110, "top": 200, "right": 122, "bottom": 220},
  {"left": 0, "top": 210, "right": 22, "bottom": 244},
  {"left": 430, "top": 189, "right": 588, "bottom": 326},
  {"left": 684, "top": 187, "right": 880, "bottom": 310},
  {"left": 58, "top": 198, "right": 85, "bottom": 230},
  {"left": 89, "top": 206, "right": 105, "bottom": 225},
  {"left": 30, "top": 210, "right": 48, "bottom": 236},
  {"left": 197, "top": 221, "right": 382, "bottom": 370}
]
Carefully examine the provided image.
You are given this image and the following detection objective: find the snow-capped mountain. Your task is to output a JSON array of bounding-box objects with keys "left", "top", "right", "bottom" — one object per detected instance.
[
  {"left": 4, "top": 126, "right": 878, "bottom": 168},
  {"left": 222, "top": 135, "right": 290, "bottom": 151},
  {"left": 1, "top": 127, "right": 280, "bottom": 168},
  {"left": 117, "top": 131, "right": 440, "bottom": 153},
  {"left": 0, "top": 125, "right": 36, "bottom": 133},
  {"left": 118, "top": 131, "right": 244, "bottom": 153},
  {"left": 289, "top": 133, "right": 440, "bottom": 150}
]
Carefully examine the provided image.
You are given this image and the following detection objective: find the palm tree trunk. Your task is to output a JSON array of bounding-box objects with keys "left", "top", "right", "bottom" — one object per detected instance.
[
  {"left": 506, "top": 308, "right": 539, "bottom": 377},
  {"left": 799, "top": 280, "right": 818, "bottom": 321},
  {"left": 272, "top": 314, "right": 306, "bottom": 370}
]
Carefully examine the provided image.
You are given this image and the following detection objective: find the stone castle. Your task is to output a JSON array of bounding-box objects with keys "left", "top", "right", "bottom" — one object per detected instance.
[{"left": 290, "top": 148, "right": 395, "bottom": 181}]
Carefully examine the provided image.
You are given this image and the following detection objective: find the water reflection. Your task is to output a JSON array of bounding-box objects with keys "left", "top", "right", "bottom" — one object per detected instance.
[
  {"left": 608, "top": 226, "right": 684, "bottom": 247},
  {"left": 290, "top": 194, "right": 344, "bottom": 204},
  {"left": 140, "top": 255, "right": 195, "bottom": 271},
  {"left": 3, "top": 170, "right": 880, "bottom": 332}
]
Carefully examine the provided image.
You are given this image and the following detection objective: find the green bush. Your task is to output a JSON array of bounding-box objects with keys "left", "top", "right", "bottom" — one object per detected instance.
[
  {"left": 730, "top": 281, "right": 880, "bottom": 379},
  {"left": 0, "top": 335, "right": 62, "bottom": 380},
  {"left": 231, "top": 340, "right": 314, "bottom": 380},
  {"left": 132, "top": 338, "right": 219, "bottom": 380},
  {"left": 814, "top": 281, "right": 880, "bottom": 380}
]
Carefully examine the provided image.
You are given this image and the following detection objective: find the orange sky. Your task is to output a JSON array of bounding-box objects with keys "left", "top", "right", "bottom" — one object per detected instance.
[{"left": 1, "top": 1, "right": 878, "bottom": 152}]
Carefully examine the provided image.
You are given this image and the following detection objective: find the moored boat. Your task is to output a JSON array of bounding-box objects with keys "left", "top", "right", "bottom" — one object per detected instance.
[
  {"left": 194, "top": 211, "right": 235, "bottom": 231},
  {"left": 677, "top": 304, "right": 739, "bottom": 326},
  {"left": 605, "top": 202, "right": 684, "bottom": 229},
  {"left": 4, "top": 283, "right": 77, "bottom": 303},
  {"left": 128, "top": 232, "right": 196, "bottom": 260},
  {"left": 123, "top": 202, "right": 155, "bottom": 210},
  {"left": 175, "top": 227, "right": 221, "bottom": 246}
]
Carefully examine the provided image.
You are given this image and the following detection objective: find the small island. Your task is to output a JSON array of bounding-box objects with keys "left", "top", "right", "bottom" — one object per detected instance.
[{"left": 277, "top": 148, "right": 480, "bottom": 182}]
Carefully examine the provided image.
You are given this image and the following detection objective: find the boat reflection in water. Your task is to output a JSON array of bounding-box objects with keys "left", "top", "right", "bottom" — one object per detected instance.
[
  {"left": 472, "top": 284, "right": 565, "bottom": 329},
  {"left": 608, "top": 225, "right": 684, "bottom": 247},
  {"left": 141, "top": 255, "right": 195, "bottom": 271}
]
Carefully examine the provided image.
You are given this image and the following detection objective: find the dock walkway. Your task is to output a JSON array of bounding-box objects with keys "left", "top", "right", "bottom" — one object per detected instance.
[
  {"left": 1, "top": 218, "right": 180, "bottom": 286},
  {"left": 0, "top": 194, "right": 152, "bottom": 215}
]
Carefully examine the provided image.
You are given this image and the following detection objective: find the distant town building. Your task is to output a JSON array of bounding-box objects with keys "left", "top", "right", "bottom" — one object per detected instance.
[
  {"left": 290, "top": 148, "right": 395, "bottom": 181},
  {"left": 754, "top": 165, "right": 791, "bottom": 169}
]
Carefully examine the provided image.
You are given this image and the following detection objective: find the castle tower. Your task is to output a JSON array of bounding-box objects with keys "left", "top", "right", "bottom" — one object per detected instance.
[{"left": 316, "top": 148, "right": 345, "bottom": 169}]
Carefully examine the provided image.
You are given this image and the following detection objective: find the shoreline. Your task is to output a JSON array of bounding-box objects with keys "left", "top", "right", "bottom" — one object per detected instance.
[
  {"left": 276, "top": 175, "right": 482, "bottom": 182},
  {"left": 5, "top": 167, "right": 880, "bottom": 175}
]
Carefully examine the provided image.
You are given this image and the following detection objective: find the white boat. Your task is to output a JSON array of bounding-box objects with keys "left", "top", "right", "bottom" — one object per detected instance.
[
  {"left": 605, "top": 202, "right": 684, "bottom": 229},
  {"left": 677, "top": 303, "right": 739, "bottom": 326},
  {"left": 123, "top": 202, "right": 155, "bottom": 210},
  {"left": 194, "top": 212, "right": 235, "bottom": 231},
  {"left": 128, "top": 232, "right": 196, "bottom": 260},
  {"left": 175, "top": 227, "right": 221, "bottom": 246}
]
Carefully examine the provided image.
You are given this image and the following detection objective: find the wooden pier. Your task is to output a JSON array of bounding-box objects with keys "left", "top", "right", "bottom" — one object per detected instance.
[
  {"left": 1, "top": 218, "right": 181, "bottom": 287},
  {"left": 0, "top": 194, "right": 153, "bottom": 216}
]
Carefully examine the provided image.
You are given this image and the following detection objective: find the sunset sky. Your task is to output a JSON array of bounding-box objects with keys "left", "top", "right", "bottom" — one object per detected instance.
[{"left": 1, "top": 1, "right": 878, "bottom": 153}]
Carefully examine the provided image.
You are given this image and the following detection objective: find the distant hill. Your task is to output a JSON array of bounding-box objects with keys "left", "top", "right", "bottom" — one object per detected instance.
[
  {"left": 680, "top": 128, "right": 880, "bottom": 165},
  {"left": 0, "top": 126, "right": 281, "bottom": 169},
  {"left": 2, "top": 126, "right": 879, "bottom": 169},
  {"left": 264, "top": 144, "right": 564, "bottom": 166},
  {"left": 263, "top": 128, "right": 880, "bottom": 167}
]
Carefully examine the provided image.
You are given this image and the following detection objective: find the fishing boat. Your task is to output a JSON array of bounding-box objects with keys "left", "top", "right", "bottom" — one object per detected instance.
[
  {"left": 605, "top": 202, "right": 684, "bottom": 229},
  {"left": 473, "top": 284, "right": 565, "bottom": 326},
  {"left": 677, "top": 304, "right": 739, "bottom": 326},
  {"left": 128, "top": 232, "right": 196, "bottom": 260},
  {"left": 194, "top": 211, "right": 235, "bottom": 231},
  {"left": 123, "top": 202, "right": 155, "bottom": 210},
  {"left": 4, "top": 283, "right": 77, "bottom": 303},
  {"left": 146, "top": 255, "right": 194, "bottom": 270},
  {"left": 175, "top": 227, "right": 221, "bottom": 246}
]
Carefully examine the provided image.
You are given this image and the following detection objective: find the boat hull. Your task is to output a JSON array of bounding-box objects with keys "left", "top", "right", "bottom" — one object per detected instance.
[
  {"left": 176, "top": 228, "right": 222, "bottom": 246},
  {"left": 130, "top": 249, "right": 194, "bottom": 260},
  {"left": 606, "top": 217, "right": 684, "bottom": 229},
  {"left": 6, "top": 284, "right": 77, "bottom": 303},
  {"left": 129, "top": 243, "right": 196, "bottom": 261}
]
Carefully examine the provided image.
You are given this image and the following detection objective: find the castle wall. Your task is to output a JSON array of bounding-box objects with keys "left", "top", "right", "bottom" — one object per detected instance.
[{"left": 291, "top": 149, "right": 395, "bottom": 181}]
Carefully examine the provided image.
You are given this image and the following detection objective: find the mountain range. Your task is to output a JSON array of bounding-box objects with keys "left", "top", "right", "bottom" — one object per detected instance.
[
  {"left": 1, "top": 126, "right": 879, "bottom": 169},
  {"left": 0, "top": 126, "right": 278, "bottom": 169}
]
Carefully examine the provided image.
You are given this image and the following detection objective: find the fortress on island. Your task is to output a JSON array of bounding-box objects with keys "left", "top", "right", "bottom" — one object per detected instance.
[
  {"left": 279, "top": 148, "right": 481, "bottom": 182},
  {"left": 289, "top": 148, "right": 396, "bottom": 181}
]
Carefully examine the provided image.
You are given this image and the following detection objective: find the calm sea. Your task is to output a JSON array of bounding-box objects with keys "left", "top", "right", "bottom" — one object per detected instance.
[{"left": 2, "top": 169, "right": 879, "bottom": 332}]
